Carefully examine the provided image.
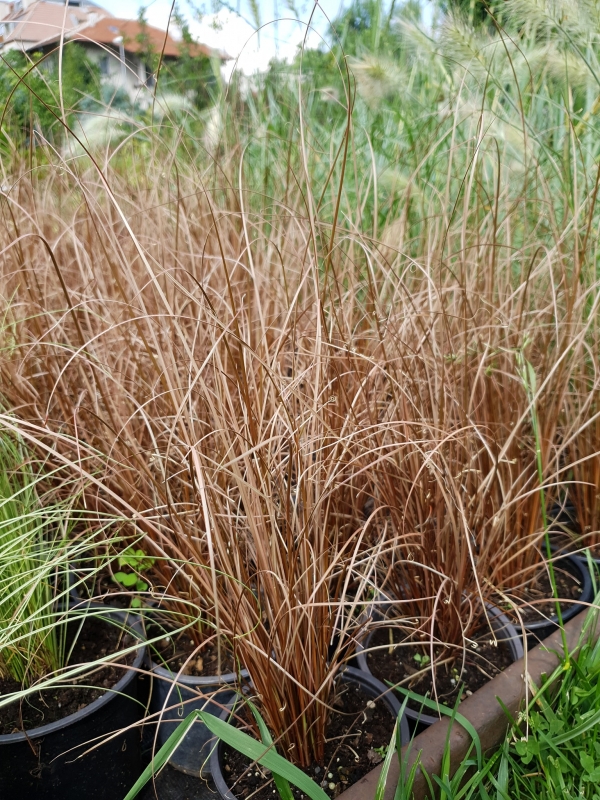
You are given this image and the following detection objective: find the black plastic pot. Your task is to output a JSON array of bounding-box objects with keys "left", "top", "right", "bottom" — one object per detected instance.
[
  {"left": 548, "top": 501, "right": 600, "bottom": 570},
  {"left": 0, "top": 609, "right": 146, "bottom": 800},
  {"left": 547, "top": 504, "right": 600, "bottom": 578},
  {"left": 520, "top": 553, "right": 594, "bottom": 649},
  {"left": 355, "top": 604, "right": 524, "bottom": 730},
  {"left": 209, "top": 665, "right": 410, "bottom": 800},
  {"left": 73, "top": 581, "right": 249, "bottom": 778},
  {"left": 149, "top": 658, "right": 250, "bottom": 776},
  {"left": 549, "top": 500, "right": 578, "bottom": 531},
  {"left": 569, "top": 549, "right": 600, "bottom": 580}
]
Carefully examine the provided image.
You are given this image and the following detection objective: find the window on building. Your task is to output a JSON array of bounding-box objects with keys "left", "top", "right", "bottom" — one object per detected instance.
[
  {"left": 99, "top": 55, "right": 109, "bottom": 76},
  {"left": 145, "top": 65, "right": 155, "bottom": 88}
]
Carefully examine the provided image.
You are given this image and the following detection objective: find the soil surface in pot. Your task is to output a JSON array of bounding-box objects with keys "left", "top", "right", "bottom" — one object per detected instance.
[
  {"left": 149, "top": 627, "right": 236, "bottom": 677},
  {"left": 366, "top": 627, "right": 513, "bottom": 714},
  {"left": 138, "top": 764, "right": 214, "bottom": 800},
  {"left": 510, "top": 563, "right": 583, "bottom": 623},
  {"left": 73, "top": 568, "right": 158, "bottom": 609},
  {"left": 0, "top": 616, "right": 137, "bottom": 734},
  {"left": 221, "top": 680, "right": 396, "bottom": 799}
]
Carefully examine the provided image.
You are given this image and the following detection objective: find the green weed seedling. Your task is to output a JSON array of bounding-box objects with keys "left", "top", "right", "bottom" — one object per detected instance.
[{"left": 112, "top": 547, "right": 155, "bottom": 608}]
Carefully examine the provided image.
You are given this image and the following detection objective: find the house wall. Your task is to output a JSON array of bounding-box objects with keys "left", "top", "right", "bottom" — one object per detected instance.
[{"left": 81, "top": 41, "right": 151, "bottom": 104}]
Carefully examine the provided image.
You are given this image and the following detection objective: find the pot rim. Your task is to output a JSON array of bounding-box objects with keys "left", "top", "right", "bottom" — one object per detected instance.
[
  {"left": 0, "top": 607, "right": 146, "bottom": 744},
  {"left": 519, "top": 553, "right": 594, "bottom": 633},
  {"left": 355, "top": 602, "right": 524, "bottom": 659},
  {"left": 150, "top": 660, "right": 250, "bottom": 686}
]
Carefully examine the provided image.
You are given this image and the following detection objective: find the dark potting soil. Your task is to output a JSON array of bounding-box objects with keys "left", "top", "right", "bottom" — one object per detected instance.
[
  {"left": 150, "top": 628, "right": 236, "bottom": 677},
  {"left": 221, "top": 681, "right": 396, "bottom": 799},
  {"left": 73, "top": 568, "right": 153, "bottom": 609},
  {"left": 137, "top": 764, "right": 215, "bottom": 800},
  {"left": 0, "top": 616, "right": 137, "bottom": 735},
  {"left": 366, "top": 627, "right": 513, "bottom": 714},
  {"left": 514, "top": 563, "right": 583, "bottom": 623}
]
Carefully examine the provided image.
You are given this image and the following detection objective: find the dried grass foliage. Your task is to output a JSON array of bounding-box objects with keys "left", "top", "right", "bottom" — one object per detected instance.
[{"left": 0, "top": 113, "right": 598, "bottom": 763}]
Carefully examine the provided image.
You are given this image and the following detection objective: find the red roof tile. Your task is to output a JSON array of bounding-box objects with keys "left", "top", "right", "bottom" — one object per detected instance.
[{"left": 69, "top": 16, "right": 213, "bottom": 58}]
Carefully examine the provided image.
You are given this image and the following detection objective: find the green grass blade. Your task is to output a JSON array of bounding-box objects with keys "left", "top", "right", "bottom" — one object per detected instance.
[
  {"left": 496, "top": 745, "right": 509, "bottom": 800},
  {"left": 198, "top": 711, "right": 330, "bottom": 800},
  {"left": 550, "top": 706, "right": 600, "bottom": 744},
  {"left": 392, "top": 686, "right": 481, "bottom": 765},
  {"left": 394, "top": 752, "right": 422, "bottom": 800},
  {"left": 123, "top": 710, "right": 199, "bottom": 800},
  {"left": 394, "top": 699, "right": 421, "bottom": 800},
  {"left": 375, "top": 718, "right": 399, "bottom": 800},
  {"left": 246, "top": 699, "right": 294, "bottom": 800}
]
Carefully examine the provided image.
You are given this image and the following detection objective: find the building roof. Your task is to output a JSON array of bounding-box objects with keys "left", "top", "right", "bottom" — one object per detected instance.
[
  {"left": 0, "top": 1, "right": 107, "bottom": 48},
  {"left": 0, "top": 0, "right": 224, "bottom": 59},
  {"left": 68, "top": 16, "right": 213, "bottom": 59}
]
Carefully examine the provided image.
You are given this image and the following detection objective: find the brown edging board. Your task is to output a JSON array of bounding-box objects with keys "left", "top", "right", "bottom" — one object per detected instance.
[{"left": 338, "top": 609, "right": 598, "bottom": 800}]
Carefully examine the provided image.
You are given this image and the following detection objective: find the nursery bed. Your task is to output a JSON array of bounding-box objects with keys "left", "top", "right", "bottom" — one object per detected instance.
[{"left": 337, "top": 608, "right": 597, "bottom": 800}]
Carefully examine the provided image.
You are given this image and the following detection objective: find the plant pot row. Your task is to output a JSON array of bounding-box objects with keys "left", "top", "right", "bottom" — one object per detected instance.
[
  {"left": 208, "top": 553, "right": 594, "bottom": 799},
  {"left": 205, "top": 605, "right": 524, "bottom": 800},
  {"left": 153, "top": 549, "right": 594, "bottom": 776},
  {"left": 2, "top": 552, "right": 594, "bottom": 800}
]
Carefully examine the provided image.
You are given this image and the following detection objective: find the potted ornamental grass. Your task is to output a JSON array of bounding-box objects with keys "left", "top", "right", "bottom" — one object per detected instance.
[
  {"left": 351, "top": 317, "right": 582, "bottom": 720},
  {"left": 476, "top": 350, "right": 593, "bottom": 646},
  {"left": 557, "top": 352, "right": 600, "bottom": 565},
  {"left": 0, "top": 104, "right": 409, "bottom": 792},
  {"left": 357, "top": 424, "right": 524, "bottom": 729},
  {"left": 125, "top": 372, "right": 410, "bottom": 800},
  {"left": 0, "top": 430, "right": 146, "bottom": 800},
  {"left": 176, "top": 340, "right": 414, "bottom": 798}
]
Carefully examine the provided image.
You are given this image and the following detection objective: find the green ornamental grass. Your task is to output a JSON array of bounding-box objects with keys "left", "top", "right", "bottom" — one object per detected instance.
[{"left": 0, "top": 432, "right": 71, "bottom": 686}]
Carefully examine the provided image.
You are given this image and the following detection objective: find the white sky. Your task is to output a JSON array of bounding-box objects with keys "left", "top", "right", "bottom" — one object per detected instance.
[{"left": 97, "top": 0, "right": 348, "bottom": 76}]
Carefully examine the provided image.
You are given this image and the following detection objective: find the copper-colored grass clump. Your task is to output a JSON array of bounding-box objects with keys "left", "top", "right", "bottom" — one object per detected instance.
[{"left": 0, "top": 94, "right": 598, "bottom": 765}]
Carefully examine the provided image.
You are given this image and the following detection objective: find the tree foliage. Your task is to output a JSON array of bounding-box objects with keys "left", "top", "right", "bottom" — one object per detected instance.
[
  {"left": 135, "top": 3, "right": 219, "bottom": 110},
  {"left": 0, "top": 43, "right": 100, "bottom": 141}
]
